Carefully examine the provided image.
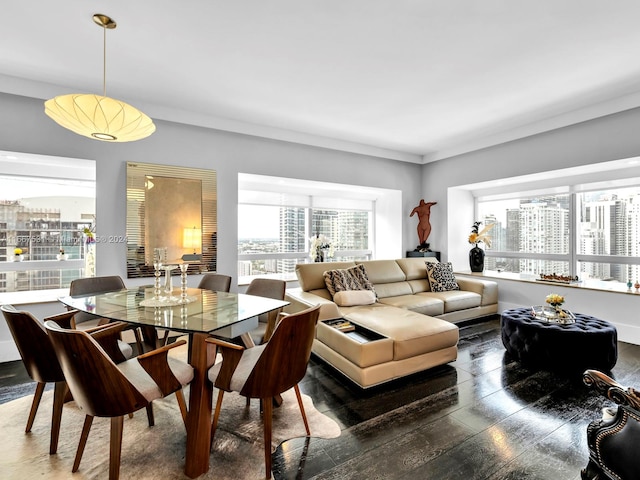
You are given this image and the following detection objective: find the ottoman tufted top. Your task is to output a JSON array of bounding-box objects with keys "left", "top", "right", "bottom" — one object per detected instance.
[
  {"left": 500, "top": 307, "right": 618, "bottom": 373},
  {"left": 502, "top": 307, "right": 616, "bottom": 334}
]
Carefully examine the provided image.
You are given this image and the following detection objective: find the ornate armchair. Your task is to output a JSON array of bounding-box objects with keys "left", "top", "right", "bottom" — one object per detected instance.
[{"left": 582, "top": 369, "right": 640, "bottom": 480}]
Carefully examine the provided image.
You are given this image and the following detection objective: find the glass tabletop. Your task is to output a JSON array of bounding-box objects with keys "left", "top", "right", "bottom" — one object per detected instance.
[{"left": 58, "top": 287, "right": 289, "bottom": 335}]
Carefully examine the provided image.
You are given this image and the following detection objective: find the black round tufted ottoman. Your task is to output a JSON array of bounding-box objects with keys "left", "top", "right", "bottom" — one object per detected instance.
[{"left": 501, "top": 307, "right": 618, "bottom": 373}]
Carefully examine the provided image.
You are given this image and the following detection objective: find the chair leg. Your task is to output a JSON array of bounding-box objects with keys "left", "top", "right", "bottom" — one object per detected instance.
[
  {"left": 262, "top": 396, "right": 273, "bottom": 479},
  {"left": 175, "top": 389, "right": 188, "bottom": 427},
  {"left": 293, "top": 384, "right": 310, "bottom": 436},
  {"left": 50, "top": 381, "right": 66, "bottom": 454},
  {"left": 210, "top": 390, "right": 225, "bottom": 451},
  {"left": 73, "top": 415, "right": 94, "bottom": 472},
  {"left": 109, "top": 416, "right": 124, "bottom": 480},
  {"left": 26, "top": 382, "right": 45, "bottom": 433},
  {"left": 133, "top": 328, "right": 145, "bottom": 355},
  {"left": 146, "top": 403, "right": 155, "bottom": 426}
]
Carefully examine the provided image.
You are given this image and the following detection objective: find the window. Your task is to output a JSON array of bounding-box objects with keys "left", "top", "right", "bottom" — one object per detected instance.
[
  {"left": 0, "top": 151, "right": 96, "bottom": 292},
  {"left": 474, "top": 163, "right": 640, "bottom": 289},
  {"left": 477, "top": 194, "right": 570, "bottom": 274},
  {"left": 238, "top": 174, "right": 392, "bottom": 280}
]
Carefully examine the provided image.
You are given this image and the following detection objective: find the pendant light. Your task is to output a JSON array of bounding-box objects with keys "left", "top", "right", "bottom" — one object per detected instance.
[{"left": 44, "top": 14, "right": 155, "bottom": 142}]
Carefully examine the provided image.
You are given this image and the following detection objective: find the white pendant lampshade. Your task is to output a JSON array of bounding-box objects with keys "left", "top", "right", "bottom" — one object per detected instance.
[
  {"left": 45, "top": 14, "right": 155, "bottom": 142},
  {"left": 45, "top": 94, "right": 155, "bottom": 142}
]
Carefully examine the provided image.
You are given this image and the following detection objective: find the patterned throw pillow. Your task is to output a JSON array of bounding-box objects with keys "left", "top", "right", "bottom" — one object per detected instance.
[
  {"left": 425, "top": 262, "right": 460, "bottom": 292},
  {"left": 323, "top": 264, "right": 376, "bottom": 298}
]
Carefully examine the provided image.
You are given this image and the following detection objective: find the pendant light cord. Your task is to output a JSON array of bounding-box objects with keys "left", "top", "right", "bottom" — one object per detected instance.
[{"left": 102, "top": 24, "right": 107, "bottom": 97}]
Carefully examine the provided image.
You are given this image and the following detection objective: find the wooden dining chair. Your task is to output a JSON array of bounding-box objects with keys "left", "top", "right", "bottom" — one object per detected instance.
[
  {"left": 1, "top": 305, "right": 76, "bottom": 454},
  {"left": 44, "top": 319, "right": 194, "bottom": 480},
  {"left": 244, "top": 278, "right": 287, "bottom": 345},
  {"left": 206, "top": 305, "right": 320, "bottom": 479},
  {"left": 69, "top": 275, "right": 144, "bottom": 355},
  {"left": 197, "top": 273, "right": 232, "bottom": 293}
]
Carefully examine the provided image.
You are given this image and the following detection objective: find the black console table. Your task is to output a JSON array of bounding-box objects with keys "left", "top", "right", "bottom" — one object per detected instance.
[{"left": 406, "top": 250, "right": 441, "bottom": 261}]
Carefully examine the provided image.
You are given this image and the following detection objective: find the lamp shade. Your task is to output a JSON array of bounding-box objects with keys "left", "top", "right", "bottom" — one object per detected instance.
[
  {"left": 183, "top": 227, "right": 202, "bottom": 253},
  {"left": 44, "top": 94, "right": 155, "bottom": 142}
]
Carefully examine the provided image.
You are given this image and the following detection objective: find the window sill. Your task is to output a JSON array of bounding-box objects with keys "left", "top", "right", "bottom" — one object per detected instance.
[
  {"left": 456, "top": 270, "right": 640, "bottom": 296},
  {"left": 238, "top": 272, "right": 298, "bottom": 287},
  {"left": 0, "top": 288, "right": 69, "bottom": 306}
]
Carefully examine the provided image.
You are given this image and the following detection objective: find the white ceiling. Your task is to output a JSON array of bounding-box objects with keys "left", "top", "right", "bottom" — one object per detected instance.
[{"left": 3, "top": 1, "right": 640, "bottom": 164}]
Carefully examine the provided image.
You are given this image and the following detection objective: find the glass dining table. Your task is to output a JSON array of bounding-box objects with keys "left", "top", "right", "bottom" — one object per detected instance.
[{"left": 58, "top": 285, "right": 289, "bottom": 478}]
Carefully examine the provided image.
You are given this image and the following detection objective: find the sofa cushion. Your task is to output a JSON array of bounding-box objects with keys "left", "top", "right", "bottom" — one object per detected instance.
[
  {"left": 372, "top": 281, "right": 413, "bottom": 299},
  {"left": 419, "top": 290, "right": 481, "bottom": 312},
  {"left": 323, "top": 264, "right": 376, "bottom": 297},
  {"left": 396, "top": 257, "right": 438, "bottom": 281},
  {"left": 334, "top": 290, "right": 377, "bottom": 307},
  {"left": 343, "top": 305, "right": 459, "bottom": 361},
  {"left": 378, "top": 295, "right": 444, "bottom": 316},
  {"left": 425, "top": 262, "right": 459, "bottom": 292},
  {"left": 355, "top": 260, "right": 406, "bottom": 284}
]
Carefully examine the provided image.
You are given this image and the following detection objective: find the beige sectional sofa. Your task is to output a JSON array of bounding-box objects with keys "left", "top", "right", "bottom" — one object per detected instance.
[{"left": 285, "top": 257, "right": 499, "bottom": 388}]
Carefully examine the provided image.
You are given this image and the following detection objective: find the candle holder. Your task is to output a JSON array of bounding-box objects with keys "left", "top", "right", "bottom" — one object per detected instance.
[
  {"left": 153, "top": 262, "right": 162, "bottom": 299},
  {"left": 179, "top": 263, "right": 189, "bottom": 303}
]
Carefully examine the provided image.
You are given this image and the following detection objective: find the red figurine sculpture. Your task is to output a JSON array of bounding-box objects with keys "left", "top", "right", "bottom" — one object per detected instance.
[{"left": 410, "top": 199, "right": 437, "bottom": 247}]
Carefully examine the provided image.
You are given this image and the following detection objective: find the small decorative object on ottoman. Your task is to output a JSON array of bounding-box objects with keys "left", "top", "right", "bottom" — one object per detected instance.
[{"left": 501, "top": 307, "right": 617, "bottom": 373}]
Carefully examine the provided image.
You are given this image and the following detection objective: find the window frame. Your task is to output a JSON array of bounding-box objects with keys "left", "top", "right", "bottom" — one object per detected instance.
[{"left": 476, "top": 181, "right": 640, "bottom": 282}]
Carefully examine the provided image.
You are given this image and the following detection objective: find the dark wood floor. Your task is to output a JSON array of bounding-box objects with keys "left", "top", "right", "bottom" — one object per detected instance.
[
  {"left": 272, "top": 316, "right": 640, "bottom": 480},
  {"left": 2, "top": 316, "right": 639, "bottom": 479}
]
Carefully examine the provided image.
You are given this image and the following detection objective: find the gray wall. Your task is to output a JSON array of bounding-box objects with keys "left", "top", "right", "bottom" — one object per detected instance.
[
  {"left": 0, "top": 91, "right": 424, "bottom": 360},
  {"left": 0, "top": 92, "right": 423, "bottom": 285},
  {"left": 423, "top": 107, "right": 640, "bottom": 344},
  {"left": 423, "top": 107, "right": 640, "bottom": 256}
]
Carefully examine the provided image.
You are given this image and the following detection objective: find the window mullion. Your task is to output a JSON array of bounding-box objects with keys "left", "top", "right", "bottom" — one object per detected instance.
[{"left": 569, "top": 191, "right": 577, "bottom": 277}]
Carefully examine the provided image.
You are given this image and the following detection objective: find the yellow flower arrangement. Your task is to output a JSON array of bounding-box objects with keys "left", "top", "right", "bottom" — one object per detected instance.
[
  {"left": 468, "top": 221, "right": 494, "bottom": 247},
  {"left": 13, "top": 248, "right": 22, "bottom": 255},
  {"left": 545, "top": 293, "right": 565, "bottom": 307}
]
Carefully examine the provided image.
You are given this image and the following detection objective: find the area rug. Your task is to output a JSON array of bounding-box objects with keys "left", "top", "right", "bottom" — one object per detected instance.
[{"left": 0, "top": 387, "right": 341, "bottom": 479}]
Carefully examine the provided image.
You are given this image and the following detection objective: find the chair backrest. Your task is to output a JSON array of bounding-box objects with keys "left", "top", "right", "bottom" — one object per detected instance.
[
  {"left": 69, "top": 276, "right": 126, "bottom": 324},
  {"left": 245, "top": 278, "right": 286, "bottom": 324},
  {"left": 69, "top": 275, "right": 126, "bottom": 296},
  {"left": 245, "top": 278, "right": 286, "bottom": 300},
  {"left": 240, "top": 305, "right": 320, "bottom": 398},
  {"left": 44, "top": 320, "right": 148, "bottom": 418},
  {"left": 197, "top": 273, "right": 232, "bottom": 293},
  {"left": 1, "top": 305, "right": 64, "bottom": 384}
]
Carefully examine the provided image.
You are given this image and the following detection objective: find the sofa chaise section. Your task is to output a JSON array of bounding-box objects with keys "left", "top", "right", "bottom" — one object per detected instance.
[{"left": 286, "top": 257, "right": 498, "bottom": 388}]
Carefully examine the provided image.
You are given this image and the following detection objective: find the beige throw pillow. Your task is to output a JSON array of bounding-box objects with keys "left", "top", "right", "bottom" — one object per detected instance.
[{"left": 333, "top": 290, "right": 377, "bottom": 307}]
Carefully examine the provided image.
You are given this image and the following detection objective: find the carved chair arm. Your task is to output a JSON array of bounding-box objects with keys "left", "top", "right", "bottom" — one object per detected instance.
[
  {"left": 583, "top": 369, "right": 640, "bottom": 410},
  {"left": 205, "top": 336, "right": 245, "bottom": 391},
  {"left": 205, "top": 336, "right": 245, "bottom": 350},
  {"left": 86, "top": 321, "right": 130, "bottom": 364},
  {"left": 43, "top": 310, "right": 78, "bottom": 330},
  {"left": 137, "top": 340, "right": 188, "bottom": 396}
]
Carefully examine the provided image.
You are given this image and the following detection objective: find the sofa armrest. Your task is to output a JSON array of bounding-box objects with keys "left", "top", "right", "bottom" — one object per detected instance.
[
  {"left": 455, "top": 277, "right": 498, "bottom": 306},
  {"left": 285, "top": 288, "right": 342, "bottom": 321}
]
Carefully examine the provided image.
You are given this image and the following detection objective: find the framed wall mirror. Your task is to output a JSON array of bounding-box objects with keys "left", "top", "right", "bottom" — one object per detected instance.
[{"left": 126, "top": 162, "right": 217, "bottom": 278}]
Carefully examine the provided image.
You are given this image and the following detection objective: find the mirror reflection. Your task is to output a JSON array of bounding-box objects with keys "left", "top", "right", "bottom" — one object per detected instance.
[{"left": 126, "top": 162, "right": 217, "bottom": 278}]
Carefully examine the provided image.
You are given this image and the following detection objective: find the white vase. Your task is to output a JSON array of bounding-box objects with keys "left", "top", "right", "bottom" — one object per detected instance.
[
  {"left": 14, "top": 254, "right": 24, "bottom": 262},
  {"left": 57, "top": 253, "right": 68, "bottom": 261}
]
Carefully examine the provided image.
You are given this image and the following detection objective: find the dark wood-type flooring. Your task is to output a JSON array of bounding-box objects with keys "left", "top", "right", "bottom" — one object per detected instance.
[{"left": 2, "top": 316, "right": 639, "bottom": 479}]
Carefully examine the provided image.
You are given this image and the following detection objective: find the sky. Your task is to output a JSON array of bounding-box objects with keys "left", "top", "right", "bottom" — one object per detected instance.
[{"left": 238, "top": 204, "right": 280, "bottom": 239}]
